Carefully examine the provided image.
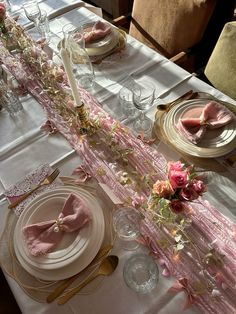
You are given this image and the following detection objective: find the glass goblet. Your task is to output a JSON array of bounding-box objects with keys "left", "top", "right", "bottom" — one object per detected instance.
[
  {"left": 132, "top": 80, "right": 155, "bottom": 134},
  {"left": 113, "top": 207, "right": 141, "bottom": 250},
  {"left": 23, "top": 0, "right": 41, "bottom": 28},
  {"left": 37, "top": 9, "right": 51, "bottom": 39}
]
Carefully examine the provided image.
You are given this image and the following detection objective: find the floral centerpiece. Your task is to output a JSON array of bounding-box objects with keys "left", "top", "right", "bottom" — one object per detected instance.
[
  {"left": 150, "top": 161, "right": 206, "bottom": 213},
  {"left": 147, "top": 161, "right": 207, "bottom": 253}
]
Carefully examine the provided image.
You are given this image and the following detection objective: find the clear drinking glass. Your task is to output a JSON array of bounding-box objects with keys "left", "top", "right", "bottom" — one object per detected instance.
[
  {"left": 118, "top": 85, "right": 136, "bottom": 117},
  {"left": 132, "top": 80, "right": 155, "bottom": 134},
  {"left": 23, "top": 0, "right": 41, "bottom": 28},
  {"left": 0, "top": 80, "right": 23, "bottom": 116},
  {"left": 37, "top": 9, "right": 50, "bottom": 39},
  {"left": 123, "top": 253, "right": 159, "bottom": 293},
  {"left": 113, "top": 207, "right": 141, "bottom": 250},
  {"left": 62, "top": 23, "right": 94, "bottom": 89}
]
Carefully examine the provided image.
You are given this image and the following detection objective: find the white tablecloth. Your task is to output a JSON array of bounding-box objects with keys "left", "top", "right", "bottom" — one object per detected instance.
[{"left": 0, "top": 3, "right": 236, "bottom": 314}]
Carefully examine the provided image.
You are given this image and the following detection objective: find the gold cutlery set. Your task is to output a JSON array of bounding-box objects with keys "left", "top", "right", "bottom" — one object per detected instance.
[
  {"left": 47, "top": 245, "right": 115, "bottom": 304},
  {"left": 57, "top": 254, "right": 118, "bottom": 305}
]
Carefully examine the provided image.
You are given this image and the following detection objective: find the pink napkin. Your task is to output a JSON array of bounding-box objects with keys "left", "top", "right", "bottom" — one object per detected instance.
[
  {"left": 22, "top": 193, "right": 90, "bottom": 256},
  {"left": 175, "top": 101, "right": 235, "bottom": 144},
  {"left": 83, "top": 20, "right": 112, "bottom": 44}
]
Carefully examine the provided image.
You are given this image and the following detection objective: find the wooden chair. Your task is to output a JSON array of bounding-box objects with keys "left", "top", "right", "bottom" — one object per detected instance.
[{"left": 113, "top": 0, "right": 236, "bottom": 72}]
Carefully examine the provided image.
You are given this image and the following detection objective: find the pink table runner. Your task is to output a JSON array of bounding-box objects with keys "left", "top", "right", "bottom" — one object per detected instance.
[{"left": 1, "top": 16, "right": 236, "bottom": 313}]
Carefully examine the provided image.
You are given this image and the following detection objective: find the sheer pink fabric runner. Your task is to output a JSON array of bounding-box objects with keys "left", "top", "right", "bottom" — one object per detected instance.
[{"left": 1, "top": 18, "right": 236, "bottom": 313}]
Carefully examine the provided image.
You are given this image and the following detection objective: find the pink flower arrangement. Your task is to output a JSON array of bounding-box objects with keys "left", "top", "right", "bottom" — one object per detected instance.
[
  {"left": 0, "top": 3, "right": 6, "bottom": 21},
  {"left": 0, "top": 2, "right": 8, "bottom": 36},
  {"left": 152, "top": 161, "right": 206, "bottom": 214}
]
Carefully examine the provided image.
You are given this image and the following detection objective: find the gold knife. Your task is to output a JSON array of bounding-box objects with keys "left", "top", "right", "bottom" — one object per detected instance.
[{"left": 46, "top": 244, "right": 112, "bottom": 303}]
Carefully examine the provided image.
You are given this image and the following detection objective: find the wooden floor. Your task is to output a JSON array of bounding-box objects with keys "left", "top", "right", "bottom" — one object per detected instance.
[{"left": 0, "top": 268, "right": 22, "bottom": 314}]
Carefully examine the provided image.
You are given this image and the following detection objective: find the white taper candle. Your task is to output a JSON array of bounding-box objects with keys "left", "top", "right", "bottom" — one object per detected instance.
[{"left": 60, "top": 47, "right": 82, "bottom": 107}]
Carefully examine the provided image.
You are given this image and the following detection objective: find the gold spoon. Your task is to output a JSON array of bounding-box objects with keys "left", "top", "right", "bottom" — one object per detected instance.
[{"left": 57, "top": 255, "right": 119, "bottom": 305}]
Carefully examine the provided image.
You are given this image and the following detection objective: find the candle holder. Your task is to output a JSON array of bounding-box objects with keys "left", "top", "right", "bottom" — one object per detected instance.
[{"left": 75, "top": 103, "right": 98, "bottom": 135}]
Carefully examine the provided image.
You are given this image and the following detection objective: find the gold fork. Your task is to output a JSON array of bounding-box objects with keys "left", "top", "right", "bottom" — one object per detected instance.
[{"left": 8, "top": 168, "right": 60, "bottom": 209}]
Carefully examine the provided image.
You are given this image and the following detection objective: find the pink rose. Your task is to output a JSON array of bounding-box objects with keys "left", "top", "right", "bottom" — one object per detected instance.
[
  {"left": 0, "top": 3, "right": 6, "bottom": 21},
  {"left": 192, "top": 180, "right": 206, "bottom": 195},
  {"left": 153, "top": 180, "right": 174, "bottom": 198},
  {"left": 170, "top": 200, "right": 185, "bottom": 214},
  {"left": 179, "top": 186, "right": 198, "bottom": 201},
  {"left": 169, "top": 170, "right": 188, "bottom": 189},
  {"left": 167, "top": 161, "right": 183, "bottom": 173}
]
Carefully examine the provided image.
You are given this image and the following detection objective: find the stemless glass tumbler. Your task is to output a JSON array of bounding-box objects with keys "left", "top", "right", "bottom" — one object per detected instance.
[
  {"left": 113, "top": 207, "right": 141, "bottom": 250},
  {"left": 0, "top": 79, "right": 23, "bottom": 115},
  {"left": 118, "top": 85, "right": 136, "bottom": 117},
  {"left": 132, "top": 80, "right": 155, "bottom": 134},
  {"left": 123, "top": 253, "right": 159, "bottom": 293}
]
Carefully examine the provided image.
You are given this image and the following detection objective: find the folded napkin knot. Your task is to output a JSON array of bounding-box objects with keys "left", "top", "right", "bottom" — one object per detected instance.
[
  {"left": 83, "top": 20, "right": 111, "bottom": 44},
  {"left": 22, "top": 193, "right": 91, "bottom": 256},
  {"left": 176, "top": 101, "right": 235, "bottom": 144}
]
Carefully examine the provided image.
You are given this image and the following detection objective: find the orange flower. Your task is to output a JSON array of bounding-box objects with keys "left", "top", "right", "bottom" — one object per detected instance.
[{"left": 153, "top": 180, "right": 174, "bottom": 198}]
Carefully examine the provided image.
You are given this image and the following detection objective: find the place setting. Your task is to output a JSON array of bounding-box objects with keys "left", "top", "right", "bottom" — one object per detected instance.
[
  {"left": 55, "top": 19, "right": 126, "bottom": 65},
  {"left": 0, "top": 164, "right": 116, "bottom": 303},
  {"left": 1, "top": 162, "right": 160, "bottom": 304},
  {"left": 154, "top": 91, "right": 236, "bottom": 159},
  {"left": 79, "top": 20, "right": 126, "bottom": 63}
]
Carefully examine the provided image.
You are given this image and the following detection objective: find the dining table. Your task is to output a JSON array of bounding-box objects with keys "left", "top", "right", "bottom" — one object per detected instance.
[{"left": 0, "top": 1, "right": 236, "bottom": 314}]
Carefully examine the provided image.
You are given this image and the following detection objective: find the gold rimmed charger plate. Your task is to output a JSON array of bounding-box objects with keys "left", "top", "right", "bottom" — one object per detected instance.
[
  {"left": 154, "top": 96, "right": 236, "bottom": 158},
  {"left": 57, "top": 25, "right": 124, "bottom": 59}
]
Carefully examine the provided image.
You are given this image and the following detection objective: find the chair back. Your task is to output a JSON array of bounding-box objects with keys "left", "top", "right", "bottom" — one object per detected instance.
[
  {"left": 204, "top": 22, "right": 236, "bottom": 100},
  {"left": 129, "top": 0, "right": 217, "bottom": 58}
]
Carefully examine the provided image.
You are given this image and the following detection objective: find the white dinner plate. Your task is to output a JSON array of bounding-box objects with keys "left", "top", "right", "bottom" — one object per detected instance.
[
  {"left": 14, "top": 186, "right": 105, "bottom": 280},
  {"left": 163, "top": 99, "right": 236, "bottom": 158},
  {"left": 25, "top": 195, "right": 88, "bottom": 260},
  {"left": 15, "top": 194, "right": 91, "bottom": 268},
  {"left": 82, "top": 22, "right": 119, "bottom": 56}
]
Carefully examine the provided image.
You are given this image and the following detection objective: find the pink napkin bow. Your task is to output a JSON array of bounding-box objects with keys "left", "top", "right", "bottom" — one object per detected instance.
[
  {"left": 22, "top": 193, "right": 90, "bottom": 256},
  {"left": 176, "top": 101, "right": 235, "bottom": 144},
  {"left": 168, "top": 277, "right": 196, "bottom": 309},
  {"left": 83, "top": 20, "right": 112, "bottom": 44}
]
